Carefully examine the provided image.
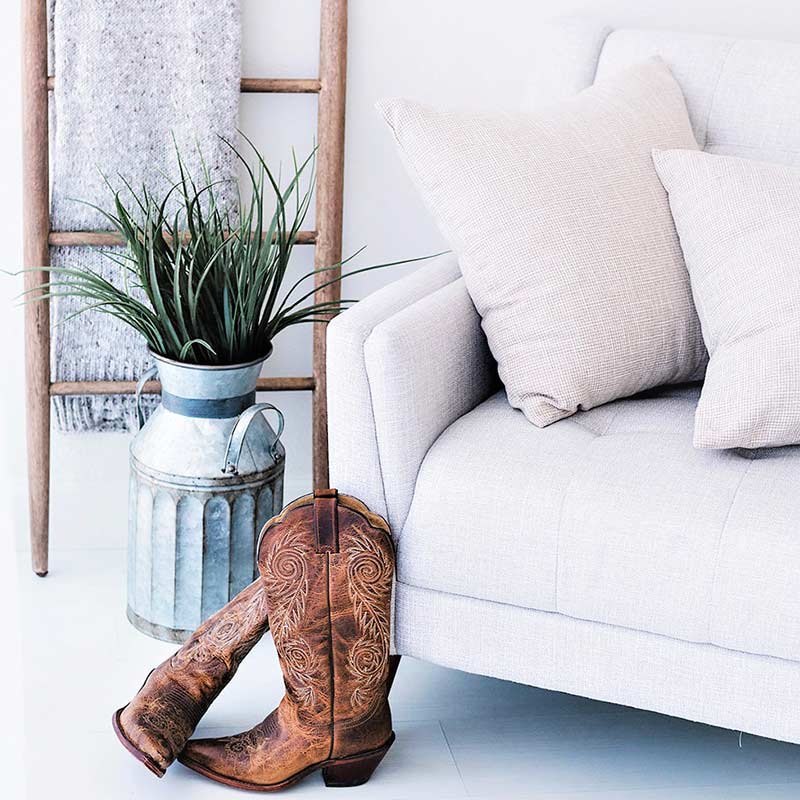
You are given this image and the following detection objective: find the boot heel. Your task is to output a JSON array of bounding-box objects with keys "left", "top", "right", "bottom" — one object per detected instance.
[{"left": 322, "top": 733, "right": 395, "bottom": 788}]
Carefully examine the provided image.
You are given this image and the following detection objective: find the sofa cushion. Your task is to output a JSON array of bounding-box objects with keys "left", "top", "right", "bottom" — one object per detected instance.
[
  {"left": 377, "top": 59, "right": 707, "bottom": 429},
  {"left": 399, "top": 386, "right": 800, "bottom": 663},
  {"left": 653, "top": 148, "right": 800, "bottom": 449}
]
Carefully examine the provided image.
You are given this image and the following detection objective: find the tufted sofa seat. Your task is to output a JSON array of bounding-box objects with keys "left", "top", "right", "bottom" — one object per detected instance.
[{"left": 400, "top": 385, "right": 800, "bottom": 664}]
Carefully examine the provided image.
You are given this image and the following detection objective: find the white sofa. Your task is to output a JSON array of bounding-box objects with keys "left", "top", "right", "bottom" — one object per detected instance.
[{"left": 327, "top": 21, "right": 800, "bottom": 746}]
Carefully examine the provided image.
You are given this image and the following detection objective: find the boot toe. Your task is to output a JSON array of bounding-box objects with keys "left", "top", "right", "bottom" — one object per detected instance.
[
  {"left": 178, "top": 736, "right": 250, "bottom": 784},
  {"left": 179, "top": 737, "right": 224, "bottom": 771},
  {"left": 118, "top": 707, "right": 175, "bottom": 768},
  {"left": 178, "top": 722, "right": 319, "bottom": 789}
]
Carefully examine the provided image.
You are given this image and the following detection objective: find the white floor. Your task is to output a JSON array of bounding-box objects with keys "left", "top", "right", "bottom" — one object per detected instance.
[{"left": 11, "top": 544, "right": 800, "bottom": 800}]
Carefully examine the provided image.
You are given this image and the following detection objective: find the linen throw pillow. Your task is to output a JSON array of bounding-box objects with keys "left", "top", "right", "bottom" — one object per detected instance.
[
  {"left": 653, "top": 148, "right": 800, "bottom": 449},
  {"left": 377, "top": 58, "right": 707, "bottom": 427}
]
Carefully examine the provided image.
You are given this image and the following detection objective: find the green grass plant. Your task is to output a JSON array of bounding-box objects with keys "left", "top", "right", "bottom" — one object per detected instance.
[{"left": 22, "top": 136, "right": 439, "bottom": 365}]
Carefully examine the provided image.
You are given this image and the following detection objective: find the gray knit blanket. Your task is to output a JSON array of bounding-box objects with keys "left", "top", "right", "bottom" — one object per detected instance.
[{"left": 50, "top": 0, "right": 241, "bottom": 431}]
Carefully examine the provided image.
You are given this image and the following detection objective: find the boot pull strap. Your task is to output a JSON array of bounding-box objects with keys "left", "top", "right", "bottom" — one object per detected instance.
[{"left": 313, "top": 489, "right": 339, "bottom": 553}]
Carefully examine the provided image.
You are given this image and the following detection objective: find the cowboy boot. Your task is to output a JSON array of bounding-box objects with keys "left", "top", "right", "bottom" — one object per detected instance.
[
  {"left": 178, "top": 489, "right": 396, "bottom": 791},
  {"left": 112, "top": 578, "right": 270, "bottom": 777}
]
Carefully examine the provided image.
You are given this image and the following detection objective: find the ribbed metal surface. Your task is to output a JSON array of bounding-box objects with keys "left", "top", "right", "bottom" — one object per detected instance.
[{"left": 127, "top": 481, "right": 282, "bottom": 641}]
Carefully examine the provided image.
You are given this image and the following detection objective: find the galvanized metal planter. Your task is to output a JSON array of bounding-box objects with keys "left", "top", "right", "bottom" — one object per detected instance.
[{"left": 127, "top": 352, "right": 285, "bottom": 643}]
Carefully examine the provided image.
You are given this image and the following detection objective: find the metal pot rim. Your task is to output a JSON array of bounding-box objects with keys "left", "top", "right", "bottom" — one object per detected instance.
[{"left": 149, "top": 346, "right": 273, "bottom": 372}]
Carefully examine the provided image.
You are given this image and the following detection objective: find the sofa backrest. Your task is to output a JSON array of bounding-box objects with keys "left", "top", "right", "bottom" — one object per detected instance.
[{"left": 528, "top": 20, "right": 800, "bottom": 165}]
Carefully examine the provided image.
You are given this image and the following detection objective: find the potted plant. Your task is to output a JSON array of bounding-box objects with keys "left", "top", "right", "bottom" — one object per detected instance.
[{"left": 25, "top": 137, "right": 435, "bottom": 641}]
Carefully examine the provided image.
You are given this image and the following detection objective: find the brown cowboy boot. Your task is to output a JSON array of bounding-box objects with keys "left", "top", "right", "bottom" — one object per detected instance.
[
  {"left": 112, "top": 578, "right": 270, "bottom": 777},
  {"left": 178, "top": 489, "right": 396, "bottom": 791}
]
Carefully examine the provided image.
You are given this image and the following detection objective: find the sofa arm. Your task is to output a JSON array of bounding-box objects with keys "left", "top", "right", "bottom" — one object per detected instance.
[{"left": 327, "top": 254, "right": 497, "bottom": 536}]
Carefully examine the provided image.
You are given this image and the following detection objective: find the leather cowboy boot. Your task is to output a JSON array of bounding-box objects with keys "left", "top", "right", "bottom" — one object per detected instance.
[
  {"left": 178, "top": 490, "right": 396, "bottom": 791},
  {"left": 112, "top": 578, "right": 270, "bottom": 777}
]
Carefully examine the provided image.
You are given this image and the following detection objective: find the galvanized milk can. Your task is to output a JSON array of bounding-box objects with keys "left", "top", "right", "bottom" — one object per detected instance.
[{"left": 127, "top": 352, "right": 285, "bottom": 642}]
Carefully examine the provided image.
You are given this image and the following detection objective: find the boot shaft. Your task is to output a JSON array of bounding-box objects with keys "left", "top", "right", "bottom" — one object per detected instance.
[
  {"left": 115, "top": 577, "right": 270, "bottom": 775},
  {"left": 170, "top": 578, "right": 270, "bottom": 689},
  {"left": 257, "top": 491, "right": 394, "bottom": 758}
]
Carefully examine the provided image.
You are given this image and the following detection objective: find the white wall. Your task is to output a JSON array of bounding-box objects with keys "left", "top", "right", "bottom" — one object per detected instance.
[{"left": 4, "top": 0, "right": 800, "bottom": 556}]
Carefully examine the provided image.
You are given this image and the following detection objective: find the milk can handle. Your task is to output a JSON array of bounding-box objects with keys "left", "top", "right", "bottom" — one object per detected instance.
[
  {"left": 135, "top": 365, "right": 159, "bottom": 430},
  {"left": 223, "top": 403, "right": 285, "bottom": 475}
]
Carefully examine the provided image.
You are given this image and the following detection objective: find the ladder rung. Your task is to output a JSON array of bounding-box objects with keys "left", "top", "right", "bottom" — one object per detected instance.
[
  {"left": 241, "top": 78, "right": 321, "bottom": 94},
  {"left": 46, "top": 76, "right": 321, "bottom": 94},
  {"left": 49, "top": 230, "right": 317, "bottom": 247},
  {"left": 50, "top": 376, "right": 315, "bottom": 396}
]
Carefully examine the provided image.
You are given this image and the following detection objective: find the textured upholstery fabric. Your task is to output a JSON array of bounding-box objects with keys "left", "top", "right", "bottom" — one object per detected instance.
[
  {"left": 400, "top": 385, "right": 800, "bottom": 664},
  {"left": 395, "top": 583, "right": 800, "bottom": 746},
  {"left": 363, "top": 278, "right": 497, "bottom": 534},
  {"left": 653, "top": 149, "right": 800, "bottom": 449},
  {"left": 595, "top": 30, "right": 736, "bottom": 148},
  {"left": 596, "top": 30, "right": 800, "bottom": 166},
  {"left": 327, "top": 255, "right": 494, "bottom": 531},
  {"left": 538, "top": 28, "right": 800, "bottom": 166},
  {"left": 378, "top": 60, "right": 707, "bottom": 429},
  {"left": 525, "top": 18, "right": 612, "bottom": 108}
]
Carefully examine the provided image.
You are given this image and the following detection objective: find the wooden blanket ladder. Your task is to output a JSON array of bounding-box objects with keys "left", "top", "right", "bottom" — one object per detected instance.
[{"left": 21, "top": 0, "right": 348, "bottom": 575}]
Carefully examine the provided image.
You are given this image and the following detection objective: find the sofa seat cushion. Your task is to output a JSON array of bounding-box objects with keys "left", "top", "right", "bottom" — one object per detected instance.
[{"left": 399, "top": 386, "right": 800, "bottom": 663}]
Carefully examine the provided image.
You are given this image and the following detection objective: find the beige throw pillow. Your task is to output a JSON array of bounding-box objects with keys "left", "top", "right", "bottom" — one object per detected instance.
[
  {"left": 654, "top": 148, "right": 800, "bottom": 449},
  {"left": 378, "top": 58, "right": 707, "bottom": 427}
]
